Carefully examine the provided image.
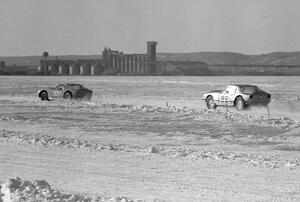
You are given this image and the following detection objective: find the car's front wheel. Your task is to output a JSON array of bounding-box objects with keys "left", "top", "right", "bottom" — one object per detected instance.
[
  {"left": 206, "top": 96, "right": 217, "bottom": 109},
  {"left": 40, "top": 91, "right": 49, "bottom": 101},
  {"left": 235, "top": 96, "right": 245, "bottom": 110},
  {"left": 63, "top": 92, "right": 73, "bottom": 100}
]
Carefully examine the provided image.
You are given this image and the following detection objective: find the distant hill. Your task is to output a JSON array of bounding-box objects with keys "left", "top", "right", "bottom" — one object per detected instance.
[
  {"left": 157, "top": 52, "right": 248, "bottom": 65},
  {"left": 236, "top": 52, "right": 300, "bottom": 65},
  {"left": 158, "top": 51, "right": 300, "bottom": 66},
  {"left": 2, "top": 52, "right": 300, "bottom": 66}
]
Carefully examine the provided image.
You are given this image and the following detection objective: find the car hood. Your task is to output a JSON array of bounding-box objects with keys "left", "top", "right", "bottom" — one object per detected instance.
[
  {"left": 208, "top": 90, "right": 223, "bottom": 93},
  {"left": 38, "top": 87, "right": 53, "bottom": 92}
]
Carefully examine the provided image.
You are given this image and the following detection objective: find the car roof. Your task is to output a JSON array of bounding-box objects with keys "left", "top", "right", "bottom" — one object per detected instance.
[
  {"left": 59, "top": 83, "right": 82, "bottom": 86},
  {"left": 229, "top": 84, "right": 257, "bottom": 88}
]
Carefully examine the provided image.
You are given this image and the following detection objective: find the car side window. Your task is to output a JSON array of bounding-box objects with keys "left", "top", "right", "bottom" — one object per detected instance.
[
  {"left": 55, "top": 85, "right": 65, "bottom": 91},
  {"left": 223, "top": 87, "right": 230, "bottom": 94},
  {"left": 225, "top": 86, "right": 236, "bottom": 95},
  {"left": 231, "top": 87, "right": 237, "bottom": 95}
]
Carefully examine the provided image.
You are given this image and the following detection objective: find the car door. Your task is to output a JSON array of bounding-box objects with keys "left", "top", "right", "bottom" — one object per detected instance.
[
  {"left": 219, "top": 86, "right": 236, "bottom": 106},
  {"left": 53, "top": 84, "right": 65, "bottom": 98}
]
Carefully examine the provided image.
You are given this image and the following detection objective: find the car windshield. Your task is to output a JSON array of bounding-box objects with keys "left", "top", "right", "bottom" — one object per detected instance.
[
  {"left": 239, "top": 86, "right": 258, "bottom": 94},
  {"left": 69, "top": 84, "right": 82, "bottom": 89}
]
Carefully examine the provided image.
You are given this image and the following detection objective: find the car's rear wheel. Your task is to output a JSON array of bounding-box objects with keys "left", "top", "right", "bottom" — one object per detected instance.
[
  {"left": 206, "top": 96, "right": 216, "bottom": 109},
  {"left": 40, "top": 91, "right": 49, "bottom": 101},
  {"left": 235, "top": 96, "right": 245, "bottom": 110},
  {"left": 84, "top": 93, "right": 92, "bottom": 101},
  {"left": 63, "top": 92, "right": 73, "bottom": 100}
]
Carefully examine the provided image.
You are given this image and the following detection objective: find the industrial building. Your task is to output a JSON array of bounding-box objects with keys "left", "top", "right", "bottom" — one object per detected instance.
[
  {"left": 2, "top": 41, "right": 300, "bottom": 76},
  {"left": 0, "top": 61, "right": 5, "bottom": 73},
  {"left": 0, "top": 61, "right": 10, "bottom": 75},
  {"left": 38, "top": 41, "right": 158, "bottom": 76},
  {"left": 38, "top": 59, "right": 104, "bottom": 76}
]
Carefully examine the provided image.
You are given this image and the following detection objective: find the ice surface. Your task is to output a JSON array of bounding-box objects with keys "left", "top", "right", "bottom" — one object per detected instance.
[
  {"left": 0, "top": 75, "right": 300, "bottom": 119},
  {"left": 1, "top": 76, "right": 300, "bottom": 201}
]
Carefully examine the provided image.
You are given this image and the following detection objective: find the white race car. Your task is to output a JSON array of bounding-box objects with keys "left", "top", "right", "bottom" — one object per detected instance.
[{"left": 202, "top": 84, "right": 271, "bottom": 110}]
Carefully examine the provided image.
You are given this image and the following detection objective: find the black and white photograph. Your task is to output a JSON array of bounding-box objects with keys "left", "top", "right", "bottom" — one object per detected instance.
[{"left": 0, "top": 0, "right": 299, "bottom": 201}]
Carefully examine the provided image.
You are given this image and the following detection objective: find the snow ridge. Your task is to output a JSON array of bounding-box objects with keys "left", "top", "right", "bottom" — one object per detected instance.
[
  {"left": 0, "top": 177, "right": 146, "bottom": 202},
  {"left": 0, "top": 130, "right": 298, "bottom": 169}
]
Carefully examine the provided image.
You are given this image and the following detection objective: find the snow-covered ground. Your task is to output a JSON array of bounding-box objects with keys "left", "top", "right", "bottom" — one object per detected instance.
[{"left": 0, "top": 76, "right": 300, "bottom": 201}]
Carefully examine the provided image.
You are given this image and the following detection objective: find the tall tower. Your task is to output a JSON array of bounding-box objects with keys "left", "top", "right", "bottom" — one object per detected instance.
[
  {"left": 147, "top": 41, "right": 158, "bottom": 74},
  {"left": 147, "top": 41, "right": 157, "bottom": 61}
]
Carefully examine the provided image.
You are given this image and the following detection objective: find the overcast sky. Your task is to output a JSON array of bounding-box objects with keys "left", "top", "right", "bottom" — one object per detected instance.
[{"left": 1, "top": 0, "right": 300, "bottom": 56}]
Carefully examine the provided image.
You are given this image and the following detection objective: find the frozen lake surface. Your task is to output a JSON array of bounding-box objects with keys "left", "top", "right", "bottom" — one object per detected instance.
[
  {"left": 0, "top": 76, "right": 300, "bottom": 201},
  {"left": 1, "top": 75, "right": 300, "bottom": 119}
]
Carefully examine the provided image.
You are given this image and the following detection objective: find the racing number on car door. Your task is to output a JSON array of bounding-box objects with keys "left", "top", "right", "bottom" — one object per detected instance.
[{"left": 220, "top": 95, "right": 229, "bottom": 103}]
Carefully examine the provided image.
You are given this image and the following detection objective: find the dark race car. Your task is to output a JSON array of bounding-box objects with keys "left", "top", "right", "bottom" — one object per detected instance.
[
  {"left": 202, "top": 84, "right": 271, "bottom": 110},
  {"left": 38, "top": 83, "right": 93, "bottom": 101}
]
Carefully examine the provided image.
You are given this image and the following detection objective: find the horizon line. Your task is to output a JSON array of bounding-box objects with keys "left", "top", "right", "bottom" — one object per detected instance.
[{"left": 2, "top": 50, "right": 300, "bottom": 58}]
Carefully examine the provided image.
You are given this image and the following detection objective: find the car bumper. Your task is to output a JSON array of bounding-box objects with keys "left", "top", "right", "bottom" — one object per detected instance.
[{"left": 246, "top": 99, "right": 271, "bottom": 106}]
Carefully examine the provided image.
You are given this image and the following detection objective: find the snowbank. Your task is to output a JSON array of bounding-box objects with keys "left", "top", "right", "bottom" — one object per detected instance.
[{"left": 0, "top": 177, "right": 143, "bottom": 202}]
